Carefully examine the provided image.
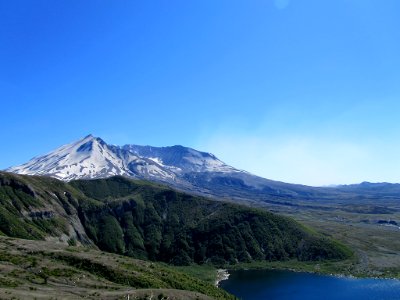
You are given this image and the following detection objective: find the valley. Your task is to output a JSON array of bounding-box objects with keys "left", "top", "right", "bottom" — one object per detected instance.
[{"left": 265, "top": 198, "right": 400, "bottom": 277}]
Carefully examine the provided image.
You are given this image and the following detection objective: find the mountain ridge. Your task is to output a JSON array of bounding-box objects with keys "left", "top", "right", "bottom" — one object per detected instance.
[
  {"left": 6, "top": 135, "right": 240, "bottom": 183},
  {"left": 5, "top": 135, "right": 322, "bottom": 199},
  {"left": 7, "top": 135, "right": 400, "bottom": 206}
]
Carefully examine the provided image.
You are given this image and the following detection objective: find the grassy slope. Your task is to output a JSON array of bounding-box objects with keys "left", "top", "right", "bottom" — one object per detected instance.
[{"left": 0, "top": 236, "right": 234, "bottom": 300}]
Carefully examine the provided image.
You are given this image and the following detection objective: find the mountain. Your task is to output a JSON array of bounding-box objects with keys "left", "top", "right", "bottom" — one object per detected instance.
[
  {"left": 6, "top": 135, "right": 130, "bottom": 181},
  {"left": 6, "top": 134, "right": 238, "bottom": 182},
  {"left": 9, "top": 135, "right": 398, "bottom": 208},
  {"left": 0, "top": 172, "right": 351, "bottom": 265},
  {"left": 335, "top": 182, "right": 400, "bottom": 196},
  {"left": 6, "top": 135, "right": 329, "bottom": 204}
]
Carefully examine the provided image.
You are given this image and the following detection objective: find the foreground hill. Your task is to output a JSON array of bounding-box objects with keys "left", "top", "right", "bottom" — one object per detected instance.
[
  {"left": 0, "top": 172, "right": 351, "bottom": 266},
  {"left": 0, "top": 236, "right": 233, "bottom": 299}
]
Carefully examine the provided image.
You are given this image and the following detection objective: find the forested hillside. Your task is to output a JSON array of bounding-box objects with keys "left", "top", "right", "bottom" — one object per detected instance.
[{"left": 0, "top": 172, "right": 351, "bottom": 266}]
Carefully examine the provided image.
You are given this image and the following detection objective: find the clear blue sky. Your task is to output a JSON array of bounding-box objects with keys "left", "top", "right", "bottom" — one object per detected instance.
[{"left": 2, "top": 0, "right": 400, "bottom": 185}]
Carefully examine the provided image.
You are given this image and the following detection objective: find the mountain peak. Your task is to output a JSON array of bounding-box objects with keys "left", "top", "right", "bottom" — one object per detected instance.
[
  {"left": 6, "top": 135, "right": 130, "bottom": 181},
  {"left": 6, "top": 135, "right": 239, "bottom": 182},
  {"left": 77, "top": 134, "right": 107, "bottom": 148},
  {"left": 84, "top": 134, "right": 94, "bottom": 139}
]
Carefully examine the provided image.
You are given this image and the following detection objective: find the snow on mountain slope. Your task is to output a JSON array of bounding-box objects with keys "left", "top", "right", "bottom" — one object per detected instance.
[
  {"left": 6, "top": 135, "right": 132, "bottom": 181},
  {"left": 6, "top": 135, "right": 240, "bottom": 182},
  {"left": 122, "top": 144, "right": 239, "bottom": 173},
  {"left": 107, "top": 145, "right": 178, "bottom": 181},
  {"left": 6, "top": 135, "right": 324, "bottom": 202}
]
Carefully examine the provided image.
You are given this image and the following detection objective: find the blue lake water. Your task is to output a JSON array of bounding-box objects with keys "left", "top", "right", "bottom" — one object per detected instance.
[{"left": 219, "top": 269, "right": 400, "bottom": 300}]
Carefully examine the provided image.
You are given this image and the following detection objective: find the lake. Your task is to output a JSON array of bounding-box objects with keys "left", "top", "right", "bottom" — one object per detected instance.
[{"left": 219, "top": 269, "right": 400, "bottom": 300}]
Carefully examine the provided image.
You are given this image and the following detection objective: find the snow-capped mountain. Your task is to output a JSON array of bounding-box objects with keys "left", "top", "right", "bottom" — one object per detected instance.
[
  {"left": 121, "top": 144, "right": 237, "bottom": 173},
  {"left": 6, "top": 135, "right": 131, "bottom": 181},
  {"left": 7, "top": 134, "right": 326, "bottom": 203},
  {"left": 6, "top": 135, "right": 240, "bottom": 183},
  {"left": 6, "top": 135, "right": 398, "bottom": 206}
]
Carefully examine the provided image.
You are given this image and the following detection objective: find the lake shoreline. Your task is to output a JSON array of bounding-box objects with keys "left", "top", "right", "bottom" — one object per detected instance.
[
  {"left": 215, "top": 269, "right": 230, "bottom": 286},
  {"left": 218, "top": 259, "right": 400, "bottom": 282},
  {"left": 219, "top": 269, "right": 400, "bottom": 300}
]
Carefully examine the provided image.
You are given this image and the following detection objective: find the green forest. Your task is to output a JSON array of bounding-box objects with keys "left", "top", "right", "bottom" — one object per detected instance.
[{"left": 0, "top": 172, "right": 351, "bottom": 267}]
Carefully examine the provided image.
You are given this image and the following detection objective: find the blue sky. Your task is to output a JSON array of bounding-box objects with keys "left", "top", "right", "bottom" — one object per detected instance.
[{"left": 1, "top": 0, "right": 400, "bottom": 185}]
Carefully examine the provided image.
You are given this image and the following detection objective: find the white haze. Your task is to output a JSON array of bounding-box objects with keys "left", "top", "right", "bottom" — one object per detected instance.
[{"left": 197, "top": 132, "right": 400, "bottom": 187}]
